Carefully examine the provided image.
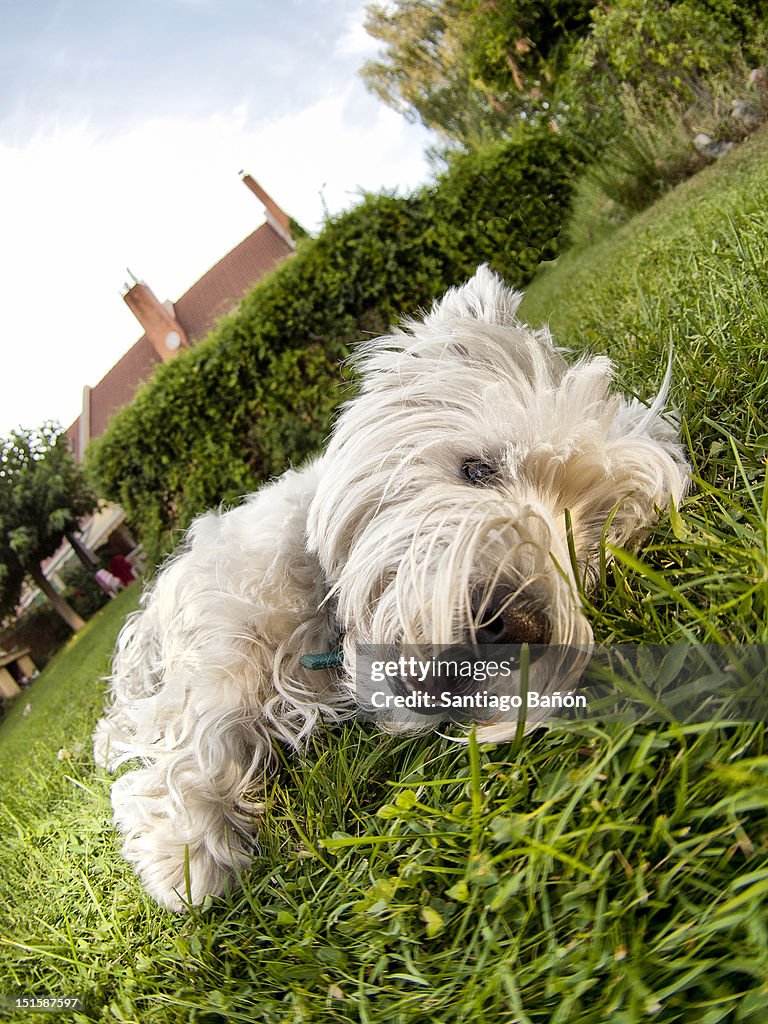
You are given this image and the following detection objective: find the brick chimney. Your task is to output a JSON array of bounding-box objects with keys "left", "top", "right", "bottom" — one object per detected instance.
[
  {"left": 122, "top": 272, "right": 189, "bottom": 361},
  {"left": 240, "top": 173, "right": 295, "bottom": 249}
]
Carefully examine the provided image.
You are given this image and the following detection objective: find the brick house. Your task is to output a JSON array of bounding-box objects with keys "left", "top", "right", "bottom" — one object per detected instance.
[
  {"left": 67, "top": 174, "right": 295, "bottom": 461},
  {"left": 33, "top": 175, "right": 298, "bottom": 597}
]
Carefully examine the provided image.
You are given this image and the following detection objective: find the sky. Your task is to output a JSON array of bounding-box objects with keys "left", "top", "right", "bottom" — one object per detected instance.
[{"left": 0, "top": 0, "right": 434, "bottom": 438}]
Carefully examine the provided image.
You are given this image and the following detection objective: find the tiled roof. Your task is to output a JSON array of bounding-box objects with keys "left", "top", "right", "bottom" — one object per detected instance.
[
  {"left": 174, "top": 221, "right": 292, "bottom": 342},
  {"left": 68, "top": 337, "right": 160, "bottom": 461},
  {"left": 67, "top": 219, "right": 293, "bottom": 460},
  {"left": 89, "top": 336, "right": 161, "bottom": 439}
]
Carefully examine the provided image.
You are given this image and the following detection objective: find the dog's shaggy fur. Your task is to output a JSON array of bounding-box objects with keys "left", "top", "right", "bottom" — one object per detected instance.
[{"left": 94, "top": 266, "right": 689, "bottom": 910}]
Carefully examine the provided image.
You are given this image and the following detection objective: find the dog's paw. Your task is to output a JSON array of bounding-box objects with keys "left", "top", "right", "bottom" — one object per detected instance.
[
  {"left": 110, "top": 770, "right": 253, "bottom": 911},
  {"left": 125, "top": 831, "right": 238, "bottom": 912}
]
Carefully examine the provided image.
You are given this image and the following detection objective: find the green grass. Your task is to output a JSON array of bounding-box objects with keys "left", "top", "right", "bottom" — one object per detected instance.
[
  {"left": 0, "top": 589, "right": 139, "bottom": 796},
  {"left": 3, "top": 131, "right": 768, "bottom": 1023}
]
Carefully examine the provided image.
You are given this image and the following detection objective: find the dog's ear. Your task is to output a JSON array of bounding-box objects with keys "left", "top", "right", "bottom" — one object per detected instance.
[{"left": 427, "top": 264, "right": 524, "bottom": 328}]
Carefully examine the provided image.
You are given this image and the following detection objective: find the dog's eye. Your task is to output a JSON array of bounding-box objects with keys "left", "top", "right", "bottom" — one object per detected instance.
[{"left": 461, "top": 459, "right": 497, "bottom": 485}]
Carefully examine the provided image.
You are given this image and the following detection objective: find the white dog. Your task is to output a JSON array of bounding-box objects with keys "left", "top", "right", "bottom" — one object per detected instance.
[{"left": 93, "top": 266, "right": 689, "bottom": 910}]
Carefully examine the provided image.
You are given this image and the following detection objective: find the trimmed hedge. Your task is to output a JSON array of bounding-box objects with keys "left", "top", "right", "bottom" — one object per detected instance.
[{"left": 87, "top": 130, "right": 577, "bottom": 559}]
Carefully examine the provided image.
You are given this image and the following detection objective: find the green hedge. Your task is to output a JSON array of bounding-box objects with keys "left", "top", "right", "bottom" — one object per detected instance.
[{"left": 87, "top": 130, "right": 577, "bottom": 559}]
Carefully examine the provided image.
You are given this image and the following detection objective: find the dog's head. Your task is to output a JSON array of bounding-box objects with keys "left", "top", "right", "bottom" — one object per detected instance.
[{"left": 308, "top": 266, "right": 689, "bottom": 669}]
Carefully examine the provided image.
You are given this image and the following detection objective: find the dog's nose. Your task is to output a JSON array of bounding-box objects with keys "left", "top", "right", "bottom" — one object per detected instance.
[{"left": 471, "top": 590, "right": 551, "bottom": 645}]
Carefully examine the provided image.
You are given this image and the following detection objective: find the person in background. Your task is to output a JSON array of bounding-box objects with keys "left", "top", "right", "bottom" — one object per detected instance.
[{"left": 108, "top": 554, "right": 136, "bottom": 587}]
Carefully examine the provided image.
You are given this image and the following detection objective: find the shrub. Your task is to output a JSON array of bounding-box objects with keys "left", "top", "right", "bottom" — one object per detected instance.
[
  {"left": 429, "top": 132, "right": 579, "bottom": 283},
  {"left": 57, "top": 560, "right": 111, "bottom": 620},
  {"left": 565, "top": 51, "right": 768, "bottom": 247},
  {"left": 88, "top": 129, "right": 575, "bottom": 559},
  {"left": 558, "top": 0, "right": 750, "bottom": 144},
  {"left": 555, "top": 0, "right": 768, "bottom": 246}
]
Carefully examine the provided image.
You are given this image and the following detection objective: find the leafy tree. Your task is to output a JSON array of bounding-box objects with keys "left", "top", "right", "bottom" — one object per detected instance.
[
  {"left": 360, "top": 0, "right": 768, "bottom": 149},
  {"left": 558, "top": 0, "right": 750, "bottom": 143},
  {"left": 0, "top": 424, "right": 98, "bottom": 633},
  {"left": 359, "top": 0, "right": 594, "bottom": 146}
]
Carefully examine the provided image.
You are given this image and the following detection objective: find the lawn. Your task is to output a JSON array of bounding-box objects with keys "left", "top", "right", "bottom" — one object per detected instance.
[{"left": 2, "top": 130, "right": 768, "bottom": 1023}]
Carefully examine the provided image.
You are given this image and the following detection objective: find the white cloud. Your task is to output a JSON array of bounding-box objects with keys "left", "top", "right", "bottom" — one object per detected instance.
[
  {"left": 0, "top": 85, "right": 430, "bottom": 438},
  {"left": 335, "top": 6, "right": 378, "bottom": 58}
]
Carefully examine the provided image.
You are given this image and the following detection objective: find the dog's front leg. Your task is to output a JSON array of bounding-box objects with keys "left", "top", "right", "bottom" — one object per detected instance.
[
  {"left": 109, "top": 697, "right": 269, "bottom": 910},
  {"left": 96, "top": 463, "right": 342, "bottom": 910}
]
